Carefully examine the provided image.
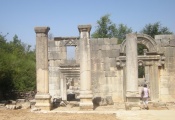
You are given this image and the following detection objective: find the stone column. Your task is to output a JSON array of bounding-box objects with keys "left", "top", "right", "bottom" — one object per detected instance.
[
  {"left": 78, "top": 25, "right": 93, "bottom": 109},
  {"left": 60, "top": 77, "right": 67, "bottom": 101},
  {"left": 125, "top": 33, "right": 139, "bottom": 102},
  {"left": 34, "top": 27, "right": 52, "bottom": 110}
]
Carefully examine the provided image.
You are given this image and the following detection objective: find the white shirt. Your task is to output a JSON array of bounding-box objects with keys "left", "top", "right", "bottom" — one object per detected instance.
[{"left": 143, "top": 87, "right": 149, "bottom": 98}]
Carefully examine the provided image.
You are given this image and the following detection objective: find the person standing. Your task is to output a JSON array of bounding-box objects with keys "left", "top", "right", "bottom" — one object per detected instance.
[{"left": 141, "top": 84, "right": 149, "bottom": 110}]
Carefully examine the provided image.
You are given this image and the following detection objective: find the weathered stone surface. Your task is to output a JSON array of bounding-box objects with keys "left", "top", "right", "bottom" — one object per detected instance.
[
  {"left": 170, "top": 40, "right": 175, "bottom": 46},
  {"left": 110, "top": 38, "right": 118, "bottom": 44},
  {"left": 106, "top": 96, "right": 114, "bottom": 105},
  {"left": 104, "top": 38, "right": 110, "bottom": 45},
  {"left": 97, "top": 38, "right": 104, "bottom": 45},
  {"left": 35, "top": 24, "right": 175, "bottom": 110},
  {"left": 35, "top": 27, "right": 51, "bottom": 110},
  {"left": 48, "top": 40, "right": 55, "bottom": 47}
]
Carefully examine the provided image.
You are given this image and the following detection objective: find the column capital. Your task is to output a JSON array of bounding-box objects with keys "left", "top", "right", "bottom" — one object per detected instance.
[
  {"left": 34, "top": 27, "right": 50, "bottom": 34},
  {"left": 78, "top": 25, "right": 91, "bottom": 33}
]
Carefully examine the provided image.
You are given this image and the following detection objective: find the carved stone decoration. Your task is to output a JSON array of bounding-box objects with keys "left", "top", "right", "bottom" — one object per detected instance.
[
  {"left": 64, "top": 39, "right": 78, "bottom": 46},
  {"left": 120, "top": 34, "right": 157, "bottom": 54}
]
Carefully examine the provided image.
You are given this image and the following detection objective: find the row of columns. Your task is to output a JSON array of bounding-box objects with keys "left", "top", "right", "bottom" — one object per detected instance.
[
  {"left": 34, "top": 26, "right": 140, "bottom": 110},
  {"left": 34, "top": 25, "right": 93, "bottom": 110}
]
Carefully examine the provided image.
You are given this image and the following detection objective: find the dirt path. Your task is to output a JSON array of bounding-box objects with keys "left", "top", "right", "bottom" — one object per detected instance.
[
  {"left": 116, "top": 110, "right": 175, "bottom": 120},
  {"left": 0, "top": 109, "right": 116, "bottom": 120},
  {"left": 0, "top": 108, "right": 175, "bottom": 120}
]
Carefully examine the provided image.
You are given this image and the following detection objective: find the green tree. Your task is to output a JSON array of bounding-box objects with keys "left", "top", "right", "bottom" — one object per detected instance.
[
  {"left": 91, "top": 14, "right": 117, "bottom": 38},
  {"left": 117, "top": 24, "right": 132, "bottom": 44},
  {"left": 0, "top": 34, "right": 36, "bottom": 99},
  {"left": 140, "top": 22, "right": 172, "bottom": 38},
  {"left": 91, "top": 14, "right": 132, "bottom": 44}
]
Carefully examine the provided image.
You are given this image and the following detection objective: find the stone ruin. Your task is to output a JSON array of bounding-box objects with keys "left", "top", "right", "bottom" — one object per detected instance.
[{"left": 34, "top": 25, "right": 175, "bottom": 110}]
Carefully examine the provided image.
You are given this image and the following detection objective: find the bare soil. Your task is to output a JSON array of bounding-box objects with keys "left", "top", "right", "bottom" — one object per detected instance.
[{"left": 0, "top": 109, "right": 117, "bottom": 120}]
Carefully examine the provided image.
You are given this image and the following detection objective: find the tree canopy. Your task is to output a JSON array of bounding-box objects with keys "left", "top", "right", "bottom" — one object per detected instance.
[
  {"left": 0, "top": 34, "right": 36, "bottom": 99},
  {"left": 91, "top": 14, "right": 132, "bottom": 43},
  {"left": 140, "top": 22, "right": 173, "bottom": 38}
]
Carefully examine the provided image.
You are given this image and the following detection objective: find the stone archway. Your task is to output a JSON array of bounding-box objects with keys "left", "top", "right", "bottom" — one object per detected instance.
[
  {"left": 120, "top": 34, "right": 157, "bottom": 54},
  {"left": 119, "top": 34, "right": 162, "bottom": 102}
]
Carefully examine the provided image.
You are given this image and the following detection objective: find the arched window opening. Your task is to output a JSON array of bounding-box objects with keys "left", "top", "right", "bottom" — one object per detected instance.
[
  {"left": 137, "top": 43, "right": 148, "bottom": 55},
  {"left": 138, "top": 66, "right": 145, "bottom": 78}
]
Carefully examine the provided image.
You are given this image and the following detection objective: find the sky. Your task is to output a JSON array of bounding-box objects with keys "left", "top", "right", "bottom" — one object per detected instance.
[{"left": 0, "top": 0, "right": 175, "bottom": 49}]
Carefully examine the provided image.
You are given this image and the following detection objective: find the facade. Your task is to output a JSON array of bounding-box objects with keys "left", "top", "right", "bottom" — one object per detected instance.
[{"left": 34, "top": 25, "right": 175, "bottom": 110}]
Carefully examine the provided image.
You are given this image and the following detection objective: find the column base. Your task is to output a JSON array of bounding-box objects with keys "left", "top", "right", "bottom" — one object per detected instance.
[
  {"left": 35, "top": 93, "right": 52, "bottom": 111},
  {"left": 125, "top": 91, "right": 141, "bottom": 110},
  {"left": 79, "top": 90, "right": 93, "bottom": 110},
  {"left": 126, "top": 91, "right": 140, "bottom": 102},
  {"left": 79, "top": 101, "right": 93, "bottom": 110}
]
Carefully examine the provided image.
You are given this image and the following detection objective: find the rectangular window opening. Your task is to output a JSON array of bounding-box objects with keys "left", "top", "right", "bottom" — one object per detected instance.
[{"left": 66, "top": 46, "right": 75, "bottom": 60}]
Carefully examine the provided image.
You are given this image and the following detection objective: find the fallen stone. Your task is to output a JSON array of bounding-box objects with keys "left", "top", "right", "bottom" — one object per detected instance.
[
  {"left": 106, "top": 96, "right": 114, "bottom": 105},
  {"left": 21, "top": 102, "right": 31, "bottom": 109},
  {"left": 6, "top": 104, "right": 16, "bottom": 110},
  {"left": 60, "top": 101, "right": 67, "bottom": 107},
  {"left": 31, "top": 107, "right": 41, "bottom": 112}
]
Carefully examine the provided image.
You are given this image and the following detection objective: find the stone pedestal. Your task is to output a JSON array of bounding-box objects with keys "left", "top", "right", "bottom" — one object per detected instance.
[
  {"left": 34, "top": 27, "right": 52, "bottom": 110},
  {"left": 78, "top": 25, "right": 93, "bottom": 110},
  {"left": 125, "top": 33, "right": 140, "bottom": 103}
]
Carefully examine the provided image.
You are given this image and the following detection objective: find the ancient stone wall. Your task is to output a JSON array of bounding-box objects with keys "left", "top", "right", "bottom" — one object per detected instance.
[
  {"left": 155, "top": 35, "right": 175, "bottom": 101},
  {"left": 48, "top": 38, "right": 80, "bottom": 100},
  {"left": 47, "top": 29, "right": 175, "bottom": 104},
  {"left": 90, "top": 38, "right": 123, "bottom": 102}
]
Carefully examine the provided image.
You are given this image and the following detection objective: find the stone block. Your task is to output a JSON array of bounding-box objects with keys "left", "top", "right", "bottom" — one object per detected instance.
[
  {"left": 165, "top": 47, "right": 175, "bottom": 57},
  {"left": 160, "top": 88, "right": 169, "bottom": 94},
  {"left": 104, "top": 62, "right": 110, "bottom": 71},
  {"left": 155, "top": 35, "right": 175, "bottom": 40},
  {"left": 125, "top": 102, "right": 140, "bottom": 110},
  {"left": 111, "top": 45, "right": 120, "bottom": 50},
  {"left": 49, "top": 77, "right": 59, "bottom": 84},
  {"left": 59, "top": 41, "right": 65, "bottom": 47},
  {"left": 170, "top": 40, "right": 175, "bottom": 47},
  {"left": 110, "top": 38, "right": 118, "bottom": 44},
  {"left": 153, "top": 102, "right": 166, "bottom": 107},
  {"left": 105, "top": 71, "right": 116, "bottom": 77},
  {"left": 105, "top": 50, "right": 111, "bottom": 57},
  {"left": 109, "top": 58, "right": 116, "bottom": 67},
  {"left": 49, "top": 67, "right": 59, "bottom": 72},
  {"left": 60, "top": 52, "right": 67, "bottom": 59},
  {"left": 160, "top": 39, "right": 170, "bottom": 46},
  {"left": 60, "top": 47, "right": 66, "bottom": 52},
  {"left": 92, "top": 45, "right": 98, "bottom": 51},
  {"left": 48, "top": 51, "right": 60, "bottom": 60},
  {"left": 55, "top": 41, "right": 60, "bottom": 46},
  {"left": 105, "top": 45, "right": 111, "bottom": 50},
  {"left": 101, "top": 45, "right": 106, "bottom": 50},
  {"left": 99, "top": 97, "right": 107, "bottom": 106},
  {"left": 49, "top": 71, "right": 59, "bottom": 77},
  {"left": 109, "top": 50, "right": 119, "bottom": 58},
  {"left": 98, "top": 63, "right": 104, "bottom": 71},
  {"left": 161, "top": 76, "right": 170, "bottom": 82},
  {"left": 104, "top": 38, "right": 110, "bottom": 45},
  {"left": 97, "top": 38, "right": 104, "bottom": 45},
  {"left": 98, "top": 45, "right": 102, "bottom": 50},
  {"left": 48, "top": 40, "right": 55, "bottom": 47},
  {"left": 97, "top": 50, "right": 102, "bottom": 58},
  {"left": 101, "top": 50, "right": 106, "bottom": 57},
  {"left": 160, "top": 80, "right": 169, "bottom": 88}
]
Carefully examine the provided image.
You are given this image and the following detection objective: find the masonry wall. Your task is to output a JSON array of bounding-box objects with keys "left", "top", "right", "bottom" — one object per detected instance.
[
  {"left": 155, "top": 35, "right": 175, "bottom": 101},
  {"left": 47, "top": 38, "right": 124, "bottom": 102},
  {"left": 48, "top": 40, "right": 67, "bottom": 99},
  {"left": 90, "top": 38, "right": 124, "bottom": 102}
]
